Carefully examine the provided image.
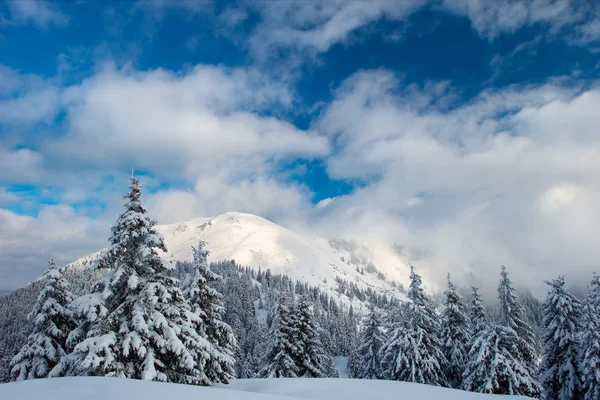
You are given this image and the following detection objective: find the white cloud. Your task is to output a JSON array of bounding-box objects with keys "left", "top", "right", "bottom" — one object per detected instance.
[
  {"left": 230, "top": 0, "right": 600, "bottom": 68},
  {"left": 316, "top": 197, "right": 334, "bottom": 209},
  {"left": 0, "top": 86, "right": 62, "bottom": 124},
  {"left": 312, "top": 69, "right": 600, "bottom": 294},
  {"left": 540, "top": 184, "right": 578, "bottom": 214},
  {"left": 0, "top": 206, "right": 107, "bottom": 291},
  {"left": 244, "top": 0, "right": 423, "bottom": 63},
  {"left": 577, "top": 18, "right": 600, "bottom": 44},
  {"left": 0, "top": 188, "right": 18, "bottom": 206},
  {"left": 441, "top": 0, "right": 600, "bottom": 43},
  {"left": 0, "top": 147, "right": 45, "bottom": 183},
  {"left": 48, "top": 65, "right": 328, "bottom": 181},
  {"left": 147, "top": 177, "right": 311, "bottom": 227},
  {"left": 4, "top": 0, "right": 68, "bottom": 29},
  {"left": 0, "top": 63, "right": 329, "bottom": 290},
  {"left": 0, "top": 65, "right": 22, "bottom": 96},
  {"left": 5, "top": 63, "right": 600, "bottom": 294}
]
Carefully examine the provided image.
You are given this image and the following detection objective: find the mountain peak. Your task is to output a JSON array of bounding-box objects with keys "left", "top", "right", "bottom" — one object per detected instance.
[{"left": 69, "top": 211, "right": 410, "bottom": 306}]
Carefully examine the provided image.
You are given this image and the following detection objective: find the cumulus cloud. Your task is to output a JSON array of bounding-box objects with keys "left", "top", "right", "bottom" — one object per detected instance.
[
  {"left": 0, "top": 206, "right": 107, "bottom": 291},
  {"left": 147, "top": 177, "right": 312, "bottom": 227},
  {"left": 3, "top": 63, "right": 600, "bottom": 295},
  {"left": 0, "top": 63, "right": 330, "bottom": 289},
  {"left": 311, "top": 69, "right": 600, "bottom": 294},
  {"left": 50, "top": 65, "right": 328, "bottom": 182},
  {"left": 0, "top": 188, "right": 18, "bottom": 206}
]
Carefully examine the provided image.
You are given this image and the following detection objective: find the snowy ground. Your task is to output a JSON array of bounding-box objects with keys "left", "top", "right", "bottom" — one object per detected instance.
[{"left": 0, "top": 376, "right": 533, "bottom": 399}]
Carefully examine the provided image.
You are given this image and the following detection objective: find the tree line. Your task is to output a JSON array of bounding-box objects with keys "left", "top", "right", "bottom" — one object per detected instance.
[{"left": 347, "top": 266, "right": 600, "bottom": 400}]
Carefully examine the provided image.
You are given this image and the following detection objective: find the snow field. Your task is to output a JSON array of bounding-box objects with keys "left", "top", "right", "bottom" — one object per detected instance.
[{"left": 0, "top": 376, "right": 535, "bottom": 400}]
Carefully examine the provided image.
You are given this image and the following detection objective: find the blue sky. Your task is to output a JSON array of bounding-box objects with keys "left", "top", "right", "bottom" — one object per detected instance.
[{"left": 2, "top": 0, "right": 600, "bottom": 292}]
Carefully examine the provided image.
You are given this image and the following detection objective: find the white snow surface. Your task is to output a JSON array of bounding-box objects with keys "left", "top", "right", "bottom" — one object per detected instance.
[
  {"left": 0, "top": 376, "right": 534, "bottom": 399},
  {"left": 68, "top": 212, "right": 411, "bottom": 305}
]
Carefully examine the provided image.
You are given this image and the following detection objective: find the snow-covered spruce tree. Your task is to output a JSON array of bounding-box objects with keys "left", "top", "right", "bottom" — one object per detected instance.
[
  {"left": 188, "top": 241, "right": 236, "bottom": 384},
  {"left": 440, "top": 274, "right": 470, "bottom": 388},
  {"left": 258, "top": 295, "right": 301, "bottom": 378},
  {"left": 10, "top": 260, "right": 76, "bottom": 380},
  {"left": 295, "top": 296, "right": 336, "bottom": 377},
  {"left": 470, "top": 286, "right": 487, "bottom": 334},
  {"left": 64, "top": 175, "right": 208, "bottom": 384},
  {"left": 380, "top": 266, "right": 447, "bottom": 386},
  {"left": 498, "top": 266, "right": 539, "bottom": 380},
  {"left": 462, "top": 323, "right": 542, "bottom": 396},
  {"left": 539, "top": 276, "right": 583, "bottom": 400},
  {"left": 579, "top": 274, "right": 600, "bottom": 400},
  {"left": 348, "top": 306, "right": 385, "bottom": 379},
  {"left": 341, "top": 306, "right": 358, "bottom": 357},
  {"left": 462, "top": 266, "right": 541, "bottom": 397}
]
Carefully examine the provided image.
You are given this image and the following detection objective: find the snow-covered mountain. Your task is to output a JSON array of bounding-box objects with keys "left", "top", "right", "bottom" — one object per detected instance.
[{"left": 67, "top": 212, "right": 411, "bottom": 304}]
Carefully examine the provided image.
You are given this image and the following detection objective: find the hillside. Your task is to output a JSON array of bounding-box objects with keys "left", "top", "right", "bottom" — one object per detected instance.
[
  {"left": 67, "top": 211, "right": 410, "bottom": 303},
  {"left": 0, "top": 376, "right": 534, "bottom": 400}
]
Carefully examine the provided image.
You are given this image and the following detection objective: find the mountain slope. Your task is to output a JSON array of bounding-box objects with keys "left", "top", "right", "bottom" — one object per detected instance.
[{"left": 67, "top": 212, "right": 410, "bottom": 304}]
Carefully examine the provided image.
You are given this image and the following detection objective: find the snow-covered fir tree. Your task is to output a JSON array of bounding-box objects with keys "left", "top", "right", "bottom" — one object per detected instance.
[
  {"left": 462, "top": 323, "right": 542, "bottom": 396},
  {"left": 539, "top": 276, "right": 583, "bottom": 400},
  {"left": 10, "top": 260, "right": 76, "bottom": 380},
  {"left": 187, "top": 241, "right": 236, "bottom": 384},
  {"left": 579, "top": 274, "right": 600, "bottom": 400},
  {"left": 348, "top": 306, "right": 385, "bottom": 379},
  {"left": 462, "top": 266, "right": 541, "bottom": 397},
  {"left": 258, "top": 295, "right": 301, "bottom": 378},
  {"left": 497, "top": 266, "right": 539, "bottom": 383},
  {"left": 212, "top": 264, "right": 262, "bottom": 379},
  {"left": 295, "top": 296, "right": 336, "bottom": 377},
  {"left": 380, "top": 266, "right": 447, "bottom": 386},
  {"left": 469, "top": 286, "right": 487, "bottom": 334},
  {"left": 440, "top": 274, "right": 470, "bottom": 388},
  {"left": 340, "top": 306, "right": 358, "bottom": 357},
  {"left": 64, "top": 175, "right": 209, "bottom": 384}
]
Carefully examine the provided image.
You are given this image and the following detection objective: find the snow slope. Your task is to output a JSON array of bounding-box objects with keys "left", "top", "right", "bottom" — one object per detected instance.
[
  {"left": 0, "top": 376, "right": 534, "bottom": 400},
  {"left": 67, "top": 212, "right": 410, "bottom": 304}
]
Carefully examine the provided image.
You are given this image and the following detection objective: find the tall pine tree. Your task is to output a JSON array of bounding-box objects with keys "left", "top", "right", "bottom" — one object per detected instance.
[
  {"left": 64, "top": 175, "right": 208, "bottom": 384},
  {"left": 462, "top": 323, "right": 542, "bottom": 396},
  {"left": 188, "top": 241, "right": 236, "bottom": 384},
  {"left": 348, "top": 306, "right": 385, "bottom": 379},
  {"left": 469, "top": 286, "right": 487, "bottom": 334},
  {"left": 380, "top": 266, "right": 447, "bottom": 386},
  {"left": 498, "top": 266, "right": 539, "bottom": 381},
  {"left": 11, "top": 260, "right": 76, "bottom": 380},
  {"left": 580, "top": 274, "right": 600, "bottom": 400},
  {"left": 539, "top": 276, "right": 582, "bottom": 400},
  {"left": 258, "top": 296, "right": 300, "bottom": 378},
  {"left": 463, "top": 265, "right": 542, "bottom": 397},
  {"left": 440, "top": 274, "right": 470, "bottom": 388},
  {"left": 295, "top": 297, "right": 336, "bottom": 378}
]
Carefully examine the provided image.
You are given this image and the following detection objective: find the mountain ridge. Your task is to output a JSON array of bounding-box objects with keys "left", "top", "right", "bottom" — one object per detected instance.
[{"left": 67, "top": 211, "right": 409, "bottom": 305}]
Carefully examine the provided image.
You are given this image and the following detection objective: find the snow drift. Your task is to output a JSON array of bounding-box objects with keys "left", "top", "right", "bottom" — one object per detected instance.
[{"left": 0, "top": 376, "right": 534, "bottom": 400}]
